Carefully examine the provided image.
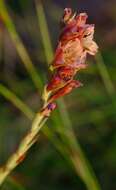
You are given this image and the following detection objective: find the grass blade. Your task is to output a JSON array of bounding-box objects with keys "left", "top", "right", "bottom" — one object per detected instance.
[
  {"left": 95, "top": 52, "right": 115, "bottom": 97},
  {"left": 0, "top": 0, "right": 43, "bottom": 92},
  {"left": 0, "top": 84, "right": 34, "bottom": 120}
]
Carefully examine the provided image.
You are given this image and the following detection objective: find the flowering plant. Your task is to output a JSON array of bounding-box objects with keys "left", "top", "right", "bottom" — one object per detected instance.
[{"left": 0, "top": 8, "right": 98, "bottom": 186}]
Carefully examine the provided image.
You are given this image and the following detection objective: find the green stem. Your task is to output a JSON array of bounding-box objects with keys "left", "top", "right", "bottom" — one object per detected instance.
[{"left": 0, "top": 111, "right": 47, "bottom": 185}]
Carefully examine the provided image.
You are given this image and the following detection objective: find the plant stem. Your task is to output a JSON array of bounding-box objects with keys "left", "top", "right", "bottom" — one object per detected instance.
[
  {"left": 0, "top": 108, "right": 47, "bottom": 185},
  {"left": 0, "top": 85, "right": 72, "bottom": 185}
]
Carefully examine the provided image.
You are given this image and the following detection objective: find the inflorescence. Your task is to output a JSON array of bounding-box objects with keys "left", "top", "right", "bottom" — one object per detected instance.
[{"left": 41, "top": 8, "right": 98, "bottom": 116}]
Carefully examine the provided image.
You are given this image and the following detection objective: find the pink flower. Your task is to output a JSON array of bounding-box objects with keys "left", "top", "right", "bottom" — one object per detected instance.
[
  {"left": 45, "top": 8, "right": 98, "bottom": 112},
  {"left": 51, "top": 11, "right": 98, "bottom": 70}
]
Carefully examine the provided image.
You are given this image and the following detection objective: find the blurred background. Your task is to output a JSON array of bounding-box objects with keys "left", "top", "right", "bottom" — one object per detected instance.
[{"left": 0, "top": 0, "right": 116, "bottom": 190}]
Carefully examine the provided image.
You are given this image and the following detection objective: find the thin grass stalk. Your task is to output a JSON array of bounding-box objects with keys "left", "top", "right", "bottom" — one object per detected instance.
[
  {"left": 0, "top": 0, "right": 43, "bottom": 92},
  {"left": 35, "top": 0, "right": 53, "bottom": 64},
  {"left": 4, "top": 177, "right": 26, "bottom": 190},
  {"left": 0, "top": 84, "right": 34, "bottom": 120},
  {"left": 95, "top": 52, "right": 115, "bottom": 96},
  {"left": 95, "top": 52, "right": 116, "bottom": 118}
]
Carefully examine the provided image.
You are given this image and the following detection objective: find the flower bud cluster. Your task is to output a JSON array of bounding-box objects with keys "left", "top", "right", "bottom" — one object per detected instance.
[{"left": 42, "top": 8, "right": 98, "bottom": 116}]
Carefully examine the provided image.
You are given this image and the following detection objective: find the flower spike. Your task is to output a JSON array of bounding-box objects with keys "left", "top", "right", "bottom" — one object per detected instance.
[{"left": 47, "top": 8, "right": 98, "bottom": 110}]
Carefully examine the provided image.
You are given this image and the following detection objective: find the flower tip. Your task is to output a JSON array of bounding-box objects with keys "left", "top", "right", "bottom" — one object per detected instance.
[{"left": 87, "top": 41, "right": 99, "bottom": 55}]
